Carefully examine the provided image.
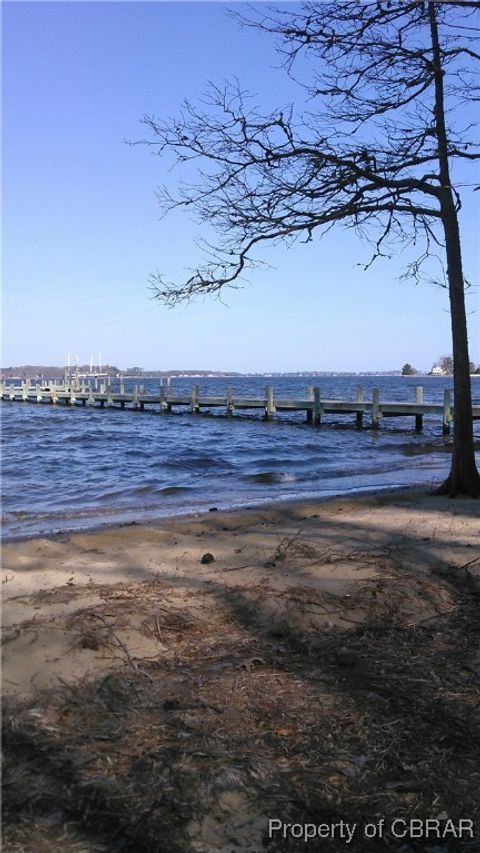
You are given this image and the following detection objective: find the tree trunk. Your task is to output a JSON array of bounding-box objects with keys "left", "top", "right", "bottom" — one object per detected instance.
[
  {"left": 435, "top": 201, "right": 480, "bottom": 496},
  {"left": 429, "top": 2, "right": 480, "bottom": 497}
]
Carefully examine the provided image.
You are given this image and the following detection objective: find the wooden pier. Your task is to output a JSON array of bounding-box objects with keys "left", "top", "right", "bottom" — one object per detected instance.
[{"left": 1, "top": 380, "right": 477, "bottom": 434}]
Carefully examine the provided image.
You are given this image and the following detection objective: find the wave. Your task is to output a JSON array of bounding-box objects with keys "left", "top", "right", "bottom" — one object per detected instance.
[
  {"left": 245, "top": 471, "right": 298, "bottom": 485},
  {"left": 156, "top": 485, "right": 193, "bottom": 496}
]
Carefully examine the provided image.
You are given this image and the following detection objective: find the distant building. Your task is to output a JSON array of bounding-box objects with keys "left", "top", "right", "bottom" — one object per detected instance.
[{"left": 430, "top": 365, "right": 445, "bottom": 376}]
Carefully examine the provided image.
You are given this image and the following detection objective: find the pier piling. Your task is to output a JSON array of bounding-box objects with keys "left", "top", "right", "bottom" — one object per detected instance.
[
  {"left": 443, "top": 389, "right": 452, "bottom": 434},
  {"left": 415, "top": 387, "right": 424, "bottom": 431},
  {"left": 372, "top": 388, "right": 381, "bottom": 429},
  {"left": 160, "top": 384, "right": 168, "bottom": 413},
  {"left": 265, "top": 386, "right": 275, "bottom": 420},
  {"left": 313, "top": 387, "right": 322, "bottom": 425},
  {"left": 306, "top": 386, "right": 314, "bottom": 424},
  {"left": 191, "top": 385, "right": 200, "bottom": 414},
  {"left": 356, "top": 386, "right": 364, "bottom": 429},
  {"left": 226, "top": 386, "right": 234, "bottom": 417}
]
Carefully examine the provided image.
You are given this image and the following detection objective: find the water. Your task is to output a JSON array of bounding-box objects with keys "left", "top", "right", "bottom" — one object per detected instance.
[{"left": 2, "top": 375, "right": 479, "bottom": 539}]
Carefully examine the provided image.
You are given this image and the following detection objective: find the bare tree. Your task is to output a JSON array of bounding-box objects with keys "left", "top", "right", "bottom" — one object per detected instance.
[{"left": 138, "top": 1, "right": 480, "bottom": 497}]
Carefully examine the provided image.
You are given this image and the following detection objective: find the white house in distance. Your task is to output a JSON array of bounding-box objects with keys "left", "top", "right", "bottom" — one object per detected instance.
[{"left": 430, "top": 365, "right": 446, "bottom": 376}]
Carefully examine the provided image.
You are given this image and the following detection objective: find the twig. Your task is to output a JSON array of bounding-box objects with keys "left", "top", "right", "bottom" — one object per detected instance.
[
  {"left": 90, "top": 614, "right": 153, "bottom": 681},
  {"left": 459, "top": 556, "right": 480, "bottom": 571},
  {"left": 154, "top": 609, "right": 168, "bottom": 646},
  {"left": 272, "top": 529, "right": 304, "bottom": 561},
  {"left": 155, "top": 605, "right": 189, "bottom": 624},
  {"left": 222, "top": 564, "right": 253, "bottom": 572}
]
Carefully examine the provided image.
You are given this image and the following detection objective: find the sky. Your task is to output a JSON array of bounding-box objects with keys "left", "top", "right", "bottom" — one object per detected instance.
[{"left": 2, "top": 1, "right": 479, "bottom": 373}]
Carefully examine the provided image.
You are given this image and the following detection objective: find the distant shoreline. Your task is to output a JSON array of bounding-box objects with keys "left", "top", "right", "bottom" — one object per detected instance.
[{"left": 1, "top": 368, "right": 470, "bottom": 381}]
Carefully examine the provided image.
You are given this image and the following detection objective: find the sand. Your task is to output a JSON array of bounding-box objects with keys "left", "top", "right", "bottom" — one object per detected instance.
[
  {"left": 2, "top": 488, "right": 480, "bottom": 852},
  {"left": 3, "top": 488, "right": 478, "bottom": 697}
]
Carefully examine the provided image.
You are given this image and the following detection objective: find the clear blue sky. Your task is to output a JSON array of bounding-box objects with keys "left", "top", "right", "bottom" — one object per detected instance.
[{"left": 3, "top": 1, "right": 479, "bottom": 372}]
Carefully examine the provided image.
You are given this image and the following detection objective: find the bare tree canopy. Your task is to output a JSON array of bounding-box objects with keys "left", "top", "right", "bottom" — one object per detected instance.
[{"left": 137, "top": 1, "right": 480, "bottom": 496}]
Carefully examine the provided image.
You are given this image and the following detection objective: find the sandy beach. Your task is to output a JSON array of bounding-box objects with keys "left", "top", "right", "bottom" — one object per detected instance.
[{"left": 3, "top": 488, "right": 480, "bottom": 851}]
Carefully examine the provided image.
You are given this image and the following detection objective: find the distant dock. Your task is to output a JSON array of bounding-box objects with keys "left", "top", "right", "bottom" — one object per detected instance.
[{"left": 2, "top": 380, "right": 477, "bottom": 435}]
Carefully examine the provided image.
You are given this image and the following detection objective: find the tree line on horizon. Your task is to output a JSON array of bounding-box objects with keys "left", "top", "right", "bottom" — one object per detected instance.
[
  {"left": 3, "top": 361, "right": 480, "bottom": 380},
  {"left": 0, "top": 365, "right": 244, "bottom": 379},
  {"left": 402, "top": 357, "right": 480, "bottom": 376}
]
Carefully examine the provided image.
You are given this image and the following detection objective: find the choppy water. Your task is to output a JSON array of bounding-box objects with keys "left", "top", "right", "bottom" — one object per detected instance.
[{"left": 2, "top": 375, "right": 479, "bottom": 539}]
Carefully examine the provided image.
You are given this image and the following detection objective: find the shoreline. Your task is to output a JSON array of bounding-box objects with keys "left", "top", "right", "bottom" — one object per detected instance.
[
  {"left": 2, "top": 479, "right": 445, "bottom": 545},
  {"left": 3, "top": 482, "right": 478, "bottom": 622},
  {"left": 4, "top": 481, "right": 479, "bottom": 696}
]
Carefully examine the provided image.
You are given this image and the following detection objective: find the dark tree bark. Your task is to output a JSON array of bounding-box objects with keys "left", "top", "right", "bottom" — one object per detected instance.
[
  {"left": 428, "top": 2, "right": 480, "bottom": 496},
  {"left": 137, "top": 1, "right": 480, "bottom": 496}
]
